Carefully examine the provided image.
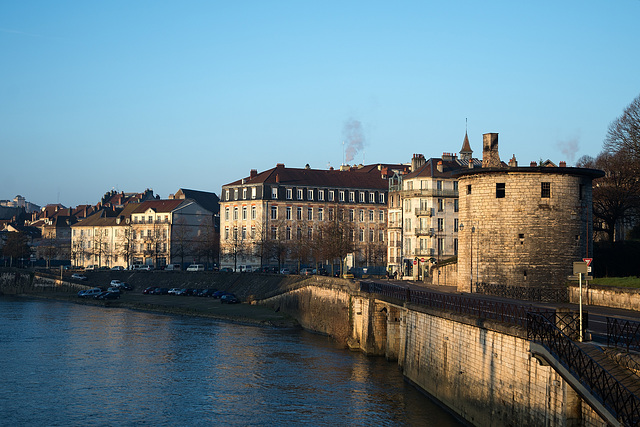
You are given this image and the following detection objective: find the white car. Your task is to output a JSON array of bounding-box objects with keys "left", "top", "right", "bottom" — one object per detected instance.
[
  {"left": 71, "top": 273, "right": 87, "bottom": 281},
  {"left": 110, "top": 280, "right": 122, "bottom": 286},
  {"left": 168, "top": 288, "right": 182, "bottom": 295}
]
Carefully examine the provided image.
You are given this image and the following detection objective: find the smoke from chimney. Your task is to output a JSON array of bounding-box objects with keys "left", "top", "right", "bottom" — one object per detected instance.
[
  {"left": 343, "top": 118, "right": 365, "bottom": 163},
  {"left": 557, "top": 136, "right": 580, "bottom": 163}
]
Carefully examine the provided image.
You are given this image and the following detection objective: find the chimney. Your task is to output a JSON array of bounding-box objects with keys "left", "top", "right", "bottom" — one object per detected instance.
[
  {"left": 468, "top": 159, "right": 473, "bottom": 169},
  {"left": 250, "top": 169, "right": 257, "bottom": 178},
  {"left": 530, "top": 161, "right": 537, "bottom": 167},
  {"left": 482, "top": 133, "right": 502, "bottom": 168},
  {"left": 411, "top": 154, "right": 425, "bottom": 172},
  {"left": 437, "top": 161, "right": 444, "bottom": 173},
  {"left": 559, "top": 161, "right": 567, "bottom": 167},
  {"left": 275, "top": 174, "right": 280, "bottom": 183},
  {"left": 508, "top": 154, "right": 518, "bottom": 167}
]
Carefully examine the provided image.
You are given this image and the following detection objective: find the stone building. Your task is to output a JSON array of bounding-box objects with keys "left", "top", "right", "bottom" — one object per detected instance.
[{"left": 455, "top": 133, "right": 604, "bottom": 292}]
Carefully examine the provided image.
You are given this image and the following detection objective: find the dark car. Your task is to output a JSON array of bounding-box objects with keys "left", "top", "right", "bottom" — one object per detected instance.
[
  {"left": 221, "top": 294, "right": 240, "bottom": 304},
  {"left": 219, "top": 267, "right": 233, "bottom": 273},
  {"left": 201, "top": 289, "right": 217, "bottom": 297},
  {"left": 212, "top": 290, "right": 227, "bottom": 299},
  {"left": 119, "top": 282, "right": 133, "bottom": 291},
  {"left": 96, "top": 291, "right": 120, "bottom": 300},
  {"left": 143, "top": 286, "right": 158, "bottom": 295},
  {"left": 152, "top": 288, "right": 169, "bottom": 295}
]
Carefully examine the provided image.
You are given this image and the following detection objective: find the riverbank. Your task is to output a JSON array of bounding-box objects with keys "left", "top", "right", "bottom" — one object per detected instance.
[{"left": 9, "top": 291, "right": 301, "bottom": 329}]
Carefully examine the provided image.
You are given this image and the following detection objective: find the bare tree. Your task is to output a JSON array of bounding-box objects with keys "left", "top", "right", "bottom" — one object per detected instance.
[
  {"left": 171, "top": 217, "right": 194, "bottom": 267},
  {"left": 577, "top": 151, "right": 640, "bottom": 243},
  {"left": 604, "top": 93, "right": 640, "bottom": 161},
  {"left": 117, "top": 223, "right": 135, "bottom": 268},
  {"left": 315, "top": 215, "right": 355, "bottom": 276},
  {"left": 194, "top": 216, "right": 219, "bottom": 267},
  {"left": 221, "top": 226, "right": 248, "bottom": 272}
]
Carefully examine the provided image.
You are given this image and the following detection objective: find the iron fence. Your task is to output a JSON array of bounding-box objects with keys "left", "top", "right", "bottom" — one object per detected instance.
[
  {"left": 608, "top": 317, "right": 640, "bottom": 353},
  {"left": 528, "top": 312, "right": 640, "bottom": 427},
  {"left": 476, "top": 282, "right": 569, "bottom": 303}
]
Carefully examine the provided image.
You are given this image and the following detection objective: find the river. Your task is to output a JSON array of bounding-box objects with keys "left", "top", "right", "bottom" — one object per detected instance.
[{"left": 0, "top": 297, "right": 462, "bottom": 426}]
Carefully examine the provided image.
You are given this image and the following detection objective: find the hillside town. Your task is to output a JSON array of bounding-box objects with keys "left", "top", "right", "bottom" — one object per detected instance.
[{"left": 2, "top": 130, "right": 621, "bottom": 290}]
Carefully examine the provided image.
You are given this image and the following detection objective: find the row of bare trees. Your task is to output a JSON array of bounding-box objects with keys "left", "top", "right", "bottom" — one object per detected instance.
[{"left": 220, "top": 216, "right": 386, "bottom": 274}]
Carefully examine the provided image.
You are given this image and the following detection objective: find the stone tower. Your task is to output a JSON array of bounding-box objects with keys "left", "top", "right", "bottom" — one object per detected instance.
[{"left": 455, "top": 135, "right": 604, "bottom": 293}]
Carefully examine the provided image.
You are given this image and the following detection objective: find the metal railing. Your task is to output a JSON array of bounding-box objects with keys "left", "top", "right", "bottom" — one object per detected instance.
[
  {"left": 528, "top": 312, "right": 640, "bottom": 427},
  {"left": 360, "top": 281, "right": 540, "bottom": 328},
  {"left": 476, "top": 282, "right": 569, "bottom": 303},
  {"left": 608, "top": 317, "right": 640, "bottom": 352}
]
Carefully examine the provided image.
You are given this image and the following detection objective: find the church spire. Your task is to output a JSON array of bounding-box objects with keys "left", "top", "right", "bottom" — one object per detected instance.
[{"left": 459, "top": 119, "right": 473, "bottom": 161}]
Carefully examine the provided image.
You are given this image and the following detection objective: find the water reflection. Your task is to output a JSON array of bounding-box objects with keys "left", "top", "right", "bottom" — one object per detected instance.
[{"left": 0, "top": 297, "right": 462, "bottom": 426}]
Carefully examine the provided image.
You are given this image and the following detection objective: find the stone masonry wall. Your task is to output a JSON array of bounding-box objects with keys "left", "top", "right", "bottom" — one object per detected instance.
[{"left": 457, "top": 170, "right": 593, "bottom": 291}]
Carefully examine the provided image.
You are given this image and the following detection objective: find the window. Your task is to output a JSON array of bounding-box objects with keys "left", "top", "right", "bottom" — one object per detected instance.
[
  {"left": 296, "top": 206, "right": 302, "bottom": 220},
  {"left": 308, "top": 189, "right": 314, "bottom": 201},
  {"left": 225, "top": 207, "right": 229, "bottom": 221},
  {"left": 579, "top": 184, "right": 584, "bottom": 200},
  {"left": 251, "top": 206, "right": 257, "bottom": 219},
  {"left": 307, "top": 208, "right": 313, "bottom": 221},
  {"left": 349, "top": 191, "right": 355, "bottom": 202},
  {"left": 349, "top": 209, "right": 355, "bottom": 221},
  {"left": 378, "top": 230, "right": 384, "bottom": 242},
  {"left": 467, "top": 184, "right": 472, "bottom": 195},
  {"left": 270, "top": 187, "right": 278, "bottom": 199},
  {"left": 307, "top": 227, "right": 313, "bottom": 240},
  {"left": 453, "top": 181, "right": 458, "bottom": 192},
  {"left": 286, "top": 188, "right": 292, "bottom": 200},
  {"left": 286, "top": 207, "right": 292, "bottom": 220},
  {"left": 369, "top": 229, "right": 374, "bottom": 242},
  {"left": 318, "top": 190, "right": 324, "bottom": 201},
  {"left": 318, "top": 208, "right": 323, "bottom": 221},
  {"left": 437, "top": 218, "right": 444, "bottom": 232},
  {"left": 234, "top": 189, "right": 238, "bottom": 200},
  {"left": 225, "top": 190, "right": 230, "bottom": 200},
  {"left": 271, "top": 227, "right": 277, "bottom": 240},
  {"left": 339, "top": 191, "right": 345, "bottom": 202},
  {"left": 286, "top": 227, "right": 291, "bottom": 240},
  {"left": 496, "top": 183, "right": 505, "bottom": 198},
  {"left": 454, "top": 199, "right": 459, "bottom": 212},
  {"left": 243, "top": 188, "right": 247, "bottom": 199},
  {"left": 454, "top": 238, "right": 458, "bottom": 255},
  {"left": 369, "top": 210, "right": 374, "bottom": 221},
  {"left": 251, "top": 187, "right": 257, "bottom": 199},
  {"left": 359, "top": 192, "right": 365, "bottom": 203},
  {"left": 438, "top": 199, "right": 444, "bottom": 212},
  {"left": 437, "top": 180, "right": 442, "bottom": 191},
  {"left": 242, "top": 207, "right": 247, "bottom": 220},
  {"left": 359, "top": 209, "right": 364, "bottom": 222},
  {"left": 328, "top": 190, "right": 334, "bottom": 201},
  {"left": 379, "top": 210, "right": 384, "bottom": 222},
  {"left": 541, "top": 182, "right": 551, "bottom": 198},
  {"left": 251, "top": 226, "right": 255, "bottom": 239},
  {"left": 369, "top": 192, "right": 375, "bottom": 203},
  {"left": 148, "top": 215, "right": 153, "bottom": 223},
  {"left": 378, "top": 193, "right": 385, "bottom": 203},
  {"left": 297, "top": 189, "right": 303, "bottom": 200},
  {"left": 242, "top": 226, "right": 246, "bottom": 240},
  {"left": 233, "top": 227, "right": 238, "bottom": 240},
  {"left": 454, "top": 218, "right": 459, "bottom": 232},
  {"left": 233, "top": 208, "right": 238, "bottom": 220},
  {"left": 328, "top": 208, "right": 334, "bottom": 221},
  {"left": 297, "top": 227, "right": 302, "bottom": 239},
  {"left": 271, "top": 206, "right": 277, "bottom": 220},
  {"left": 359, "top": 228, "right": 364, "bottom": 242}
]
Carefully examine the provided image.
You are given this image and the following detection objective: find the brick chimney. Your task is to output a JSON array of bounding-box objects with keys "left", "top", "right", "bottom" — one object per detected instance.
[
  {"left": 250, "top": 169, "right": 257, "bottom": 179},
  {"left": 437, "top": 161, "right": 444, "bottom": 173},
  {"left": 559, "top": 161, "right": 566, "bottom": 167}
]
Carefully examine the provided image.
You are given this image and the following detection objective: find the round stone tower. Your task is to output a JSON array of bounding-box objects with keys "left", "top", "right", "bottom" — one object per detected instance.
[{"left": 455, "top": 133, "right": 604, "bottom": 292}]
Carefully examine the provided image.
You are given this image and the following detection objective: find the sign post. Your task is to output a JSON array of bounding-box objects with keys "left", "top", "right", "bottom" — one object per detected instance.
[{"left": 573, "top": 261, "right": 589, "bottom": 342}]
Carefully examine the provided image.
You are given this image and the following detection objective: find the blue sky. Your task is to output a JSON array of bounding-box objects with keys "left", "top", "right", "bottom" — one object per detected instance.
[{"left": 1, "top": 1, "right": 639, "bottom": 208}]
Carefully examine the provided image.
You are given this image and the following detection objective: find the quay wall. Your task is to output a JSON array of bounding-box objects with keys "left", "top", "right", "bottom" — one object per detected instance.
[{"left": 569, "top": 284, "right": 640, "bottom": 312}]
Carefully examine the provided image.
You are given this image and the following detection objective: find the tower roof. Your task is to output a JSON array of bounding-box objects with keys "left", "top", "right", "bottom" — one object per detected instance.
[{"left": 460, "top": 131, "right": 472, "bottom": 154}]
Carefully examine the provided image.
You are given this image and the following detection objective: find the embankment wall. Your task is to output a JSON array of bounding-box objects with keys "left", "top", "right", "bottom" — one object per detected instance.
[{"left": 569, "top": 284, "right": 640, "bottom": 312}]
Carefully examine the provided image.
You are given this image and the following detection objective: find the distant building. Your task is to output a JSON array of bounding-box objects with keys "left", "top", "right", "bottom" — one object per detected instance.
[
  {"left": 455, "top": 133, "right": 604, "bottom": 292},
  {"left": 0, "top": 195, "right": 40, "bottom": 213},
  {"left": 219, "top": 163, "right": 397, "bottom": 273}
]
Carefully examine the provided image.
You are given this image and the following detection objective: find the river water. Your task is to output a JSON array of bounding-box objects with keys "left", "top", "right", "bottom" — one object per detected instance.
[{"left": 0, "top": 297, "right": 462, "bottom": 426}]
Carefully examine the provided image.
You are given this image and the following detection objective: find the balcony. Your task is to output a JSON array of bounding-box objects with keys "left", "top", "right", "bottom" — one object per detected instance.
[
  {"left": 388, "top": 221, "right": 402, "bottom": 230},
  {"left": 400, "top": 188, "right": 458, "bottom": 198},
  {"left": 415, "top": 207, "right": 433, "bottom": 217},
  {"left": 415, "top": 228, "right": 434, "bottom": 236}
]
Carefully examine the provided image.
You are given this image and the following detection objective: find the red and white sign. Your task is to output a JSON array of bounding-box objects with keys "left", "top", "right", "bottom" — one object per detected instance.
[
  {"left": 413, "top": 260, "right": 417, "bottom": 265},
  {"left": 421, "top": 258, "right": 426, "bottom": 263},
  {"left": 583, "top": 258, "right": 593, "bottom": 266}
]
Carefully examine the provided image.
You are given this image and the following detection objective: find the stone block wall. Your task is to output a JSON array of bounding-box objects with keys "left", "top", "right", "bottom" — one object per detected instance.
[{"left": 570, "top": 284, "right": 640, "bottom": 312}]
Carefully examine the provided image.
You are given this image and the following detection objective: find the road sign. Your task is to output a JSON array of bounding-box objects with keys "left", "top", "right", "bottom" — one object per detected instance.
[
  {"left": 583, "top": 258, "right": 593, "bottom": 266},
  {"left": 573, "top": 261, "right": 588, "bottom": 275},
  {"left": 421, "top": 258, "right": 426, "bottom": 263},
  {"left": 588, "top": 266, "right": 592, "bottom": 273},
  {"left": 413, "top": 260, "right": 417, "bottom": 265},
  {"left": 568, "top": 275, "right": 593, "bottom": 281}
]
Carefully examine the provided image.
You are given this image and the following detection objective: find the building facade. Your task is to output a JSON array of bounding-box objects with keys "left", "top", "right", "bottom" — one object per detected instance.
[
  {"left": 387, "top": 133, "right": 481, "bottom": 280},
  {"left": 456, "top": 133, "right": 604, "bottom": 291},
  {"left": 219, "top": 163, "right": 393, "bottom": 273}
]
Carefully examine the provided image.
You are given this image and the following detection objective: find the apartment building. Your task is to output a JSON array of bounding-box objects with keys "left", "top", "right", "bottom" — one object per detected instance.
[
  {"left": 219, "top": 163, "right": 396, "bottom": 273},
  {"left": 387, "top": 133, "right": 481, "bottom": 280},
  {"left": 70, "top": 195, "right": 216, "bottom": 269}
]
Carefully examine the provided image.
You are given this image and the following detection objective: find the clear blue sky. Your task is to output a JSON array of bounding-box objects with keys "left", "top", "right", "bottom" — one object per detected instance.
[{"left": 2, "top": 1, "right": 639, "bottom": 208}]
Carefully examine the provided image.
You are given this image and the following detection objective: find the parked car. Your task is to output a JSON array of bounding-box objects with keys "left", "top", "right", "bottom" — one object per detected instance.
[
  {"left": 135, "top": 265, "right": 154, "bottom": 271},
  {"left": 168, "top": 288, "right": 182, "bottom": 295},
  {"left": 186, "top": 264, "right": 205, "bottom": 272},
  {"left": 221, "top": 294, "right": 240, "bottom": 304},
  {"left": 110, "top": 280, "right": 122, "bottom": 286},
  {"left": 118, "top": 282, "right": 133, "bottom": 291},
  {"left": 174, "top": 288, "right": 189, "bottom": 296},
  {"left": 152, "top": 287, "right": 169, "bottom": 295},
  {"left": 200, "top": 289, "right": 217, "bottom": 297},
  {"left": 300, "top": 268, "right": 314, "bottom": 276},
  {"left": 85, "top": 265, "right": 99, "bottom": 271},
  {"left": 280, "top": 268, "right": 291, "bottom": 275},
  {"left": 220, "top": 267, "right": 233, "bottom": 273},
  {"left": 165, "top": 264, "right": 181, "bottom": 271},
  {"left": 71, "top": 273, "right": 88, "bottom": 281},
  {"left": 142, "top": 286, "right": 158, "bottom": 294},
  {"left": 78, "top": 288, "right": 102, "bottom": 298},
  {"left": 212, "top": 290, "right": 227, "bottom": 299},
  {"left": 96, "top": 291, "right": 120, "bottom": 300},
  {"left": 110, "top": 266, "right": 125, "bottom": 271},
  {"left": 107, "top": 287, "right": 121, "bottom": 294}
]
